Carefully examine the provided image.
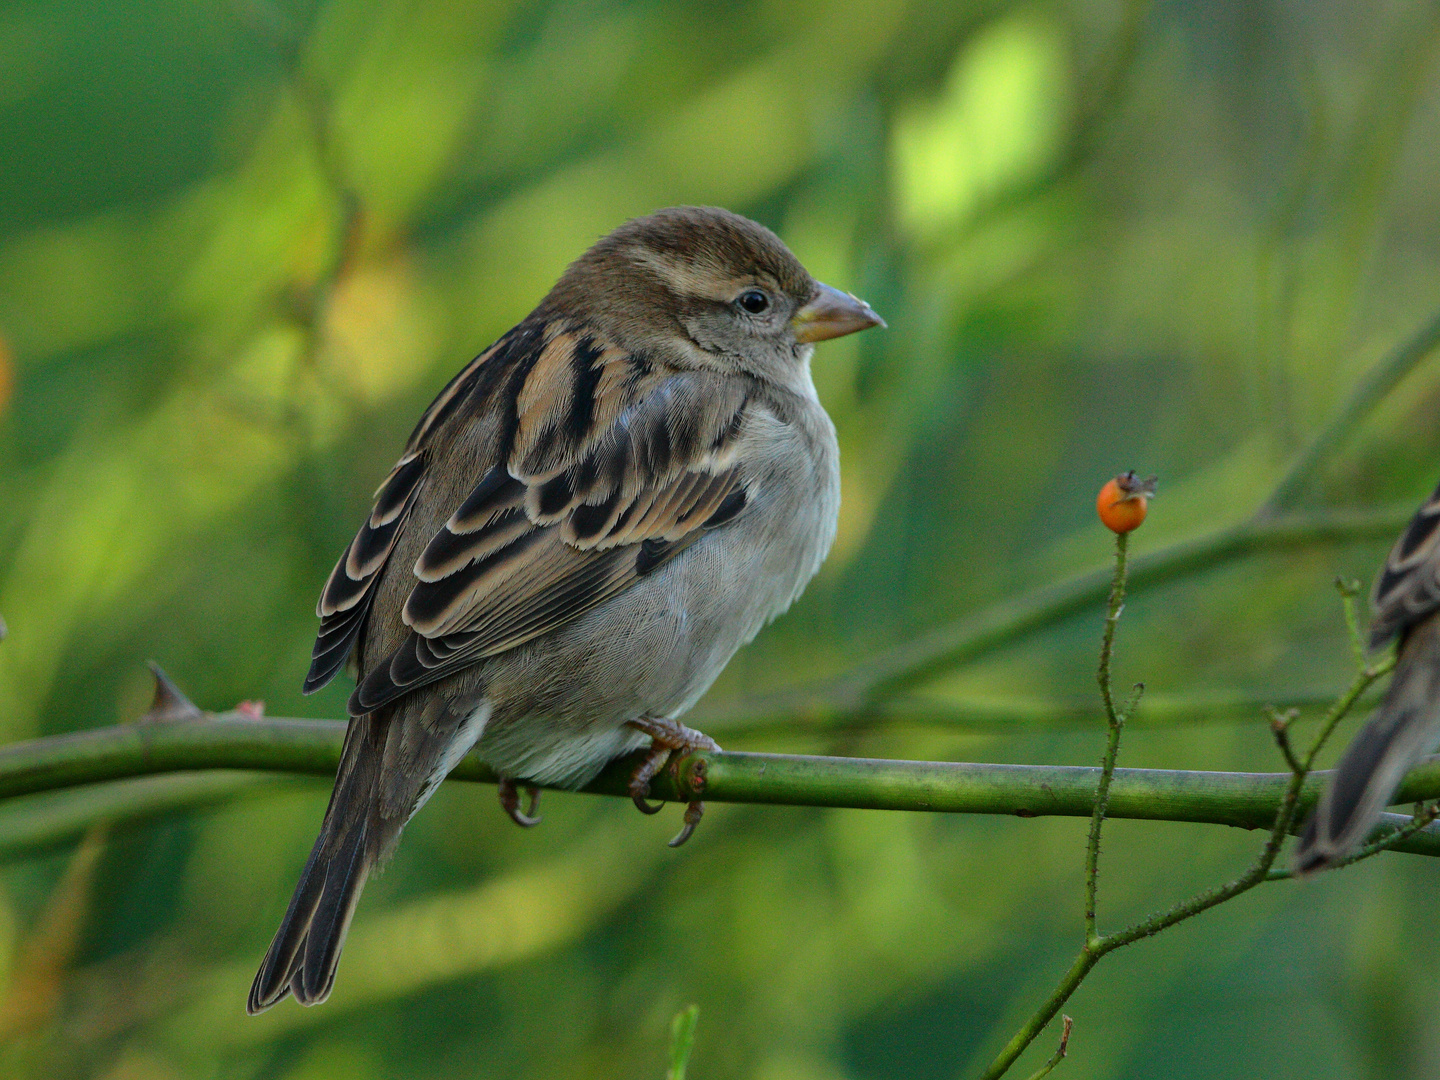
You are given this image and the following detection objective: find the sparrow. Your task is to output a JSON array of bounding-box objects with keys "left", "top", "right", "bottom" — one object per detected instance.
[
  {"left": 248, "top": 206, "right": 884, "bottom": 1011},
  {"left": 1295, "top": 476, "right": 1440, "bottom": 874}
]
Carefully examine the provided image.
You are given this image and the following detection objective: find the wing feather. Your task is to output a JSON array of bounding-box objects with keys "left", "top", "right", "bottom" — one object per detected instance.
[
  {"left": 303, "top": 452, "right": 428, "bottom": 693},
  {"left": 324, "top": 320, "right": 757, "bottom": 716},
  {"left": 1371, "top": 477, "right": 1440, "bottom": 648}
]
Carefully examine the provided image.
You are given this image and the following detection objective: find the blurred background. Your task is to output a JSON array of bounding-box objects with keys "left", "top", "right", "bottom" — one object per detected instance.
[{"left": 3, "top": 0, "right": 1440, "bottom": 1076}]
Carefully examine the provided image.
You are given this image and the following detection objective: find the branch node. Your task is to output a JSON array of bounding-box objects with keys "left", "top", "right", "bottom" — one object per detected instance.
[
  {"left": 681, "top": 755, "right": 709, "bottom": 798},
  {"left": 1268, "top": 708, "right": 1304, "bottom": 774},
  {"left": 1119, "top": 682, "right": 1145, "bottom": 721},
  {"left": 1362, "top": 649, "right": 1397, "bottom": 681}
]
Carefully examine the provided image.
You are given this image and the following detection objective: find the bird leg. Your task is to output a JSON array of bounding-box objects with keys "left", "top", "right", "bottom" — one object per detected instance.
[
  {"left": 497, "top": 777, "right": 542, "bottom": 828},
  {"left": 624, "top": 717, "right": 719, "bottom": 847}
]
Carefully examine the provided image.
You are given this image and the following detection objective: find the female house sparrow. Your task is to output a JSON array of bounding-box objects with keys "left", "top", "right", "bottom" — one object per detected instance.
[
  {"left": 249, "top": 206, "right": 884, "bottom": 1012},
  {"left": 1296, "top": 477, "right": 1440, "bottom": 874}
]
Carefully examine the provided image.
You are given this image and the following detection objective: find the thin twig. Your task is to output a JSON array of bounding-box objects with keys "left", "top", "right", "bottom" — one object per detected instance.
[
  {"left": 1301, "top": 653, "right": 1396, "bottom": 772},
  {"left": 1084, "top": 532, "right": 1130, "bottom": 944},
  {"left": 1021, "top": 1015, "right": 1072, "bottom": 1080},
  {"left": 980, "top": 952, "right": 1094, "bottom": 1080},
  {"left": 1267, "top": 802, "right": 1440, "bottom": 880},
  {"left": 696, "top": 505, "right": 1411, "bottom": 729},
  {"left": 1337, "top": 577, "right": 1367, "bottom": 668},
  {"left": 1268, "top": 709, "right": 1304, "bottom": 775},
  {"left": 973, "top": 550, "right": 1399, "bottom": 1080}
]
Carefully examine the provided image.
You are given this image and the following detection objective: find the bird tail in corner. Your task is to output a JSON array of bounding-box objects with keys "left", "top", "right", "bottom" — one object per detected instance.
[
  {"left": 1295, "top": 619, "right": 1440, "bottom": 876},
  {"left": 247, "top": 718, "right": 384, "bottom": 1013}
]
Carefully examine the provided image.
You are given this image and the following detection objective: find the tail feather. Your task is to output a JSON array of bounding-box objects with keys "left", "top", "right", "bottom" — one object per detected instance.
[
  {"left": 298, "top": 822, "right": 370, "bottom": 1005},
  {"left": 248, "top": 716, "right": 386, "bottom": 1014},
  {"left": 247, "top": 840, "right": 326, "bottom": 1012},
  {"left": 1296, "top": 618, "right": 1440, "bottom": 875},
  {"left": 248, "top": 816, "right": 371, "bottom": 1012},
  {"left": 248, "top": 696, "right": 479, "bottom": 1012}
]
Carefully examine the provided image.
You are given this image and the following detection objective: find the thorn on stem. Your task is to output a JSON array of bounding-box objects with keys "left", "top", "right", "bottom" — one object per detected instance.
[{"left": 141, "top": 663, "right": 203, "bottom": 723}]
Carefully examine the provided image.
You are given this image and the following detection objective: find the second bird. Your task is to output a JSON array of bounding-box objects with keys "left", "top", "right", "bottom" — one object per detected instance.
[
  {"left": 248, "top": 206, "right": 885, "bottom": 1012},
  {"left": 1296, "top": 476, "right": 1440, "bottom": 874}
]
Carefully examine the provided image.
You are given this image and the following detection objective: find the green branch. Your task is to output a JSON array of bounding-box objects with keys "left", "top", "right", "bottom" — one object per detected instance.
[
  {"left": 859, "top": 507, "right": 1405, "bottom": 700},
  {"left": 1084, "top": 531, "right": 1133, "bottom": 943},
  {"left": 710, "top": 687, "right": 1389, "bottom": 737},
  {"left": 975, "top": 572, "right": 1407, "bottom": 1079},
  {"left": 3, "top": 715, "right": 1440, "bottom": 863},
  {"left": 0, "top": 772, "right": 305, "bottom": 862},
  {"left": 697, "top": 504, "right": 1411, "bottom": 728},
  {"left": 979, "top": 659, "right": 1419, "bottom": 1080},
  {"left": 1259, "top": 272, "right": 1440, "bottom": 516},
  {"left": 702, "top": 299, "right": 1440, "bottom": 731}
]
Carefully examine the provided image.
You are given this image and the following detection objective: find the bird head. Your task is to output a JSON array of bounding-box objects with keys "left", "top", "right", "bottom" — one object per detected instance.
[{"left": 542, "top": 205, "right": 884, "bottom": 390}]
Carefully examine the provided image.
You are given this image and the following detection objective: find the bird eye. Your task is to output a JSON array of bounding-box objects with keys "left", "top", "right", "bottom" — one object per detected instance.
[{"left": 736, "top": 289, "right": 770, "bottom": 314}]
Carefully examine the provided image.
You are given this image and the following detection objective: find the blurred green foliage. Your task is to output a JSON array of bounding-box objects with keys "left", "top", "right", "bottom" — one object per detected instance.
[{"left": 3, "top": 0, "right": 1440, "bottom": 1077}]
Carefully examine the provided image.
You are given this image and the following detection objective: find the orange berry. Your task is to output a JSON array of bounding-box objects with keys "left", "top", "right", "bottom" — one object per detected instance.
[{"left": 1097, "top": 471, "right": 1157, "bottom": 534}]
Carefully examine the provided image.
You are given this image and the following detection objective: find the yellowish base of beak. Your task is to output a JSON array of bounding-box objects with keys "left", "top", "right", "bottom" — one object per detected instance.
[{"left": 791, "top": 283, "right": 886, "bottom": 343}]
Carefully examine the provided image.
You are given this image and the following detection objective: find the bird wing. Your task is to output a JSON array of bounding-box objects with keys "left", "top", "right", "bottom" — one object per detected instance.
[
  {"left": 299, "top": 323, "right": 537, "bottom": 696},
  {"left": 1370, "top": 477, "right": 1440, "bottom": 649},
  {"left": 302, "top": 319, "right": 755, "bottom": 715},
  {"left": 303, "top": 449, "right": 427, "bottom": 694}
]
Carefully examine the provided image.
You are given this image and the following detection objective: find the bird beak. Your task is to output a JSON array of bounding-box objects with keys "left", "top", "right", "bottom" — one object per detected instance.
[{"left": 790, "top": 283, "right": 886, "bottom": 343}]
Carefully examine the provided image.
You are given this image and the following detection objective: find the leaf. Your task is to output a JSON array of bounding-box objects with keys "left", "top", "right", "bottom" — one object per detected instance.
[{"left": 666, "top": 1004, "right": 700, "bottom": 1080}]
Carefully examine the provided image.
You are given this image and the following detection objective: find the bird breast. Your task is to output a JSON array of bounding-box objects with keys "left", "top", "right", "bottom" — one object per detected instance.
[{"left": 471, "top": 394, "right": 839, "bottom": 787}]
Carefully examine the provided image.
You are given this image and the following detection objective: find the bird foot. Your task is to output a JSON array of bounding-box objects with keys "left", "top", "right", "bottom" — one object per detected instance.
[
  {"left": 497, "top": 777, "right": 542, "bottom": 828},
  {"left": 668, "top": 800, "right": 705, "bottom": 848},
  {"left": 624, "top": 717, "right": 719, "bottom": 846}
]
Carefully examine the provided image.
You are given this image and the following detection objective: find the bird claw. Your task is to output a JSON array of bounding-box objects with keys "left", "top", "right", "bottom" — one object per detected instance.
[
  {"left": 668, "top": 801, "right": 705, "bottom": 847},
  {"left": 632, "top": 791, "right": 664, "bottom": 815},
  {"left": 498, "top": 777, "right": 542, "bottom": 828},
  {"left": 625, "top": 717, "right": 719, "bottom": 844}
]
